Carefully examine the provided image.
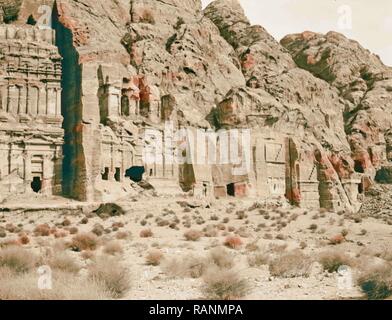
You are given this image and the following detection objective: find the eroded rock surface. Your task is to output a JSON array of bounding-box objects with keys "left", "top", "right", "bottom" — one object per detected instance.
[{"left": 1, "top": 0, "right": 390, "bottom": 213}]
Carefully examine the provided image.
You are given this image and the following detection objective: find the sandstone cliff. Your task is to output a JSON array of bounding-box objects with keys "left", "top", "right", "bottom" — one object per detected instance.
[{"left": 1, "top": 0, "right": 390, "bottom": 212}]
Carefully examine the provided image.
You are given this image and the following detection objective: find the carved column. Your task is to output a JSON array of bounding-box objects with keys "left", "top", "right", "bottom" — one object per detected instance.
[
  {"left": 23, "top": 151, "right": 32, "bottom": 182},
  {"left": 56, "top": 88, "right": 62, "bottom": 116},
  {"left": 42, "top": 154, "right": 54, "bottom": 195}
]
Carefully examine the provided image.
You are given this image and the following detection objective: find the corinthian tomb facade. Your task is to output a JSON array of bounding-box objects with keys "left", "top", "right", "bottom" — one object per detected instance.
[{"left": 0, "top": 25, "right": 63, "bottom": 197}]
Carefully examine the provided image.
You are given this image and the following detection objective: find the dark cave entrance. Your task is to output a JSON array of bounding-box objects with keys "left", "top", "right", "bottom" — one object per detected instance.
[
  {"left": 227, "top": 183, "right": 235, "bottom": 197},
  {"left": 354, "top": 160, "right": 364, "bottom": 173},
  {"left": 115, "top": 168, "right": 121, "bottom": 182},
  {"left": 125, "top": 166, "right": 145, "bottom": 183},
  {"left": 31, "top": 177, "right": 42, "bottom": 193},
  {"left": 102, "top": 167, "right": 109, "bottom": 181}
]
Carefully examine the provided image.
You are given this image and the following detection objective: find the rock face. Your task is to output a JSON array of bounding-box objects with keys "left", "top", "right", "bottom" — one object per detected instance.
[
  {"left": 0, "top": 24, "right": 63, "bottom": 198},
  {"left": 281, "top": 31, "right": 392, "bottom": 184},
  {"left": 2, "top": 0, "right": 390, "bottom": 212}
]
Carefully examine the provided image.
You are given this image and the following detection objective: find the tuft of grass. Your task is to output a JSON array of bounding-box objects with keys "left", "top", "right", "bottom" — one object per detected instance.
[
  {"left": 358, "top": 264, "right": 392, "bottom": 300},
  {"left": 184, "top": 230, "right": 203, "bottom": 241},
  {"left": 318, "top": 250, "right": 354, "bottom": 273},
  {"left": 0, "top": 268, "right": 110, "bottom": 300},
  {"left": 103, "top": 241, "right": 123, "bottom": 256},
  {"left": 47, "top": 252, "right": 81, "bottom": 274},
  {"left": 145, "top": 250, "right": 164, "bottom": 266},
  {"left": 224, "top": 236, "right": 243, "bottom": 250},
  {"left": 88, "top": 257, "right": 131, "bottom": 298},
  {"left": 140, "top": 229, "right": 153, "bottom": 238},
  {"left": 116, "top": 231, "right": 131, "bottom": 240},
  {"left": 269, "top": 250, "right": 311, "bottom": 278},
  {"left": 161, "top": 254, "right": 206, "bottom": 279},
  {"left": 70, "top": 233, "right": 99, "bottom": 252},
  {"left": 0, "top": 246, "right": 36, "bottom": 273},
  {"left": 34, "top": 224, "right": 51, "bottom": 237},
  {"left": 207, "top": 247, "right": 234, "bottom": 269},
  {"left": 202, "top": 266, "right": 250, "bottom": 300},
  {"left": 247, "top": 251, "right": 270, "bottom": 267}
]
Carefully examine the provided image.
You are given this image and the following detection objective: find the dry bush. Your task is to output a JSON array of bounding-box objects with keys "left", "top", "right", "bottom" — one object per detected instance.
[
  {"left": 269, "top": 250, "right": 312, "bottom": 278},
  {"left": 329, "top": 234, "right": 345, "bottom": 245},
  {"left": 54, "top": 231, "right": 68, "bottom": 239},
  {"left": 88, "top": 257, "right": 131, "bottom": 298},
  {"left": 18, "top": 234, "right": 30, "bottom": 245},
  {"left": 140, "top": 229, "right": 153, "bottom": 238},
  {"left": 0, "top": 268, "right": 110, "bottom": 300},
  {"left": 34, "top": 224, "right": 51, "bottom": 237},
  {"left": 145, "top": 250, "right": 164, "bottom": 266},
  {"left": 380, "top": 247, "right": 392, "bottom": 262},
  {"left": 161, "top": 254, "right": 206, "bottom": 279},
  {"left": 236, "top": 211, "right": 247, "bottom": 220},
  {"left": 358, "top": 263, "right": 392, "bottom": 300},
  {"left": 47, "top": 252, "right": 81, "bottom": 274},
  {"left": 184, "top": 230, "right": 203, "bottom": 241},
  {"left": 81, "top": 250, "right": 95, "bottom": 260},
  {"left": 318, "top": 250, "right": 354, "bottom": 273},
  {"left": 91, "top": 224, "right": 105, "bottom": 237},
  {"left": 203, "top": 225, "right": 218, "bottom": 238},
  {"left": 224, "top": 236, "right": 243, "bottom": 250},
  {"left": 70, "top": 233, "right": 99, "bottom": 252},
  {"left": 207, "top": 247, "right": 234, "bottom": 269},
  {"left": 247, "top": 251, "right": 270, "bottom": 267},
  {"left": 140, "top": 10, "right": 155, "bottom": 24},
  {"left": 62, "top": 219, "right": 71, "bottom": 227},
  {"left": 103, "top": 241, "right": 123, "bottom": 256},
  {"left": 116, "top": 231, "right": 131, "bottom": 240},
  {"left": 0, "top": 246, "right": 36, "bottom": 273},
  {"left": 202, "top": 266, "right": 250, "bottom": 300},
  {"left": 69, "top": 227, "right": 78, "bottom": 235}
]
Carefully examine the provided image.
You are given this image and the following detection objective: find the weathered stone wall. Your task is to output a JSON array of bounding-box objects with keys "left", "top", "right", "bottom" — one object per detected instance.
[{"left": 0, "top": 24, "right": 63, "bottom": 196}]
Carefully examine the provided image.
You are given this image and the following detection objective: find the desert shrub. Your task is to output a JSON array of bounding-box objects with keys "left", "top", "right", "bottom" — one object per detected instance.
[
  {"left": 34, "top": 224, "right": 51, "bottom": 237},
  {"left": 91, "top": 224, "right": 105, "bottom": 237},
  {"left": 358, "top": 264, "right": 392, "bottom": 300},
  {"left": 247, "top": 251, "right": 270, "bottom": 267},
  {"left": 318, "top": 251, "right": 354, "bottom": 273},
  {"left": 202, "top": 266, "right": 250, "bottom": 300},
  {"left": 380, "top": 247, "right": 392, "bottom": 262},
  {"left": 69, "top": 227, "right": 78, "bottom": 235},
  {"left": 0, "top": 246, "right": 36, "bottom": 273},
  {"left": 103, "top": 241, "right": 123, "bottom": 256},
  {"left": 18, "top": 234, "right": 30, "bottom": 245},
  {"left": 224, "top": 236, "right": 243, "bottom": 249},
  {"left": 70, "top": 233, "right": 99, "bottom": 252},
  {"left": 0, "top": 269, "right": 110, "bottom": 300},
  {"left": 140, "top": 10, "right": 155, "bottom": 24},
  {"left": 116, "top": 231, "right": 131, "bottom": 240},
  {"left": 140, "top": 229, "right": 153, "bottom": 238},
  {"left": 161, "top": 254, "right": 206, "bottom": 279},
  {"left": 207, "top": 247, "right": 234, "bottom": 269},
  {"left": 184, "top": 230, "right": 203, "bottom": 241},
  {"left": 88, "top": 257, "right": 131, "bottom": 298},
  {"left": 236, "top": 211, "right": 247, "bottom": 220},
  {"left": 329, "top": 234, "right": 345, "bottom": 245},
  {"left": 145, "top": 250, "right": 164, "bottom": 266},
  {"left": 62, "top": 219, "right": 71, "bottom": 227},
  {"left": 203, "top": 225, "right": 218, "bottom": 238},
  {"left": 269, "top": 250, "right": 311, "bottom": 278},
  {"left": 47, "top": 252, "right": 81, "bottom": 274},
  {"left": 81, "top": 250, "right": 95, "bottom": 260}
]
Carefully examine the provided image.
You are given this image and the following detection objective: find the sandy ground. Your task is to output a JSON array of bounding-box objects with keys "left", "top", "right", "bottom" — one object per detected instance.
[{"left": 1, "top": 194, "right": 391, "bottom": 300}]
